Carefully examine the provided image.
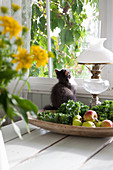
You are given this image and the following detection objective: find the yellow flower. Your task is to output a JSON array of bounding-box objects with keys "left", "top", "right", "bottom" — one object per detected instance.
[
  {"left": 12, "top": 3, "right": 21, "bottom": 12},
  {"left": 31, "top": 45, "right": 48, "bottom": 67},
  {"left": 12, "top": 47, "right": 32, "bottom": 71},
  {"left": 0, "top": 15, "right": 21, "bottom": 39},
  {"left": 1, "top": 6, "right": 8, "bottom": 13}
]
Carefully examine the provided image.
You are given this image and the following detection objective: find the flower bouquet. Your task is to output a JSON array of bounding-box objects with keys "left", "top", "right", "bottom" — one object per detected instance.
[{"left": 0, "top": 3, "right": 49, "bottom": 137}]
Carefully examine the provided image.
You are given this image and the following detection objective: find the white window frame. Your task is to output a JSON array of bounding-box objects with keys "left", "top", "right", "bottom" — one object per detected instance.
[{"left": 25, "top": 0, "right": 113, "bottom": 100}]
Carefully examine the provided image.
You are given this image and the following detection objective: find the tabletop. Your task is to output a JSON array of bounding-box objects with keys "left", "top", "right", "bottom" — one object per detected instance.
[{"left": 2, "top": 120, "right": 113, "bottom": 170}]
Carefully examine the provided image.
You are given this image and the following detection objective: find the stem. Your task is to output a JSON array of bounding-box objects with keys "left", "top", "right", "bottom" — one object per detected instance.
[
  {"left": 17, "top": 78, "right": 28, "bottom": 96},
  {"left": 12, "top": 78, "right": 20, "bottom": 94}
]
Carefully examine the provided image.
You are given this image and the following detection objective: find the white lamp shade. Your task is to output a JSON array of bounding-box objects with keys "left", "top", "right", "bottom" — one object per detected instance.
[{"left": 77, "top": 38, "right": 113, "bottom": 64}]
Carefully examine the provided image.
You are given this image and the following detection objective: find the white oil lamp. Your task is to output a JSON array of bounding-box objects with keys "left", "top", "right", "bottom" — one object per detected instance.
[{"left": 77, "top": 38, "right": 113, "bottom": 107}]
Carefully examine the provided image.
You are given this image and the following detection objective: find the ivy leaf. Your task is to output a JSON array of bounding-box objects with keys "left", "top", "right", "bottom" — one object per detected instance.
[
  {"left": 60, "top": 0, "right": 67, "bottom": 8},
  {"left": 72, "top": 1, "right": 83, "bottom": 15},
  {"left": 60, "top": 29, "right": 73, "bottom": 46},
  {"left": 75, "top": 31, "right": 80, "bottom": 40},
  {"left": 32, "top": 4, "right": 41, "bottom": 18},
  {"left": 39, "top": 16, "right": 46, "bottom": 32},
  {"left": 58, "top": 18, "right": 65, "bottom": 29},
  {"left": 50, "top": 11, "right": 58, "bottom": 31}
]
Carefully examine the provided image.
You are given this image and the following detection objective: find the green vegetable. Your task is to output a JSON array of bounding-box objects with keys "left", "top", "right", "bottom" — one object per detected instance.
[
  {"left": 91, "top": 100, "right": 113, "bottom": 121},
  {"left": 56, "top": 100, "right": 89, "bottom": 117},
  {"left": 37, "top": 100, "right": 89, "bottom": 125}
]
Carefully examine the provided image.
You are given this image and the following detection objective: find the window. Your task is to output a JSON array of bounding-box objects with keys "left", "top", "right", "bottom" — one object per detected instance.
[
  {"left": 3, "top": 0, "right": 113, "bottom": 102},
  {"left": 28, "top": 0, "right": 113, "bottom": 101},
  {"left": 30, "top": 0, "right": 99, "bottom": 78}
]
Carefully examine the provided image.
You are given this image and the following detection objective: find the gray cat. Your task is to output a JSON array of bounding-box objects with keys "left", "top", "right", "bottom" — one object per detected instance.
[{"left": 44, "top": 69, "right": 77, "bottom": 110}]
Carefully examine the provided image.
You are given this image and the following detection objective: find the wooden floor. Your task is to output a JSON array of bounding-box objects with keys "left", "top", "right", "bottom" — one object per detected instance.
[{"left": 2, "top": 121, "right": 113, "bottom": 170}]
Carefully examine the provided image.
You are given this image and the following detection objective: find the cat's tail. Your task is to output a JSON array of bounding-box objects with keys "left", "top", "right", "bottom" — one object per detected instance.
[{"left": 43, "top": 105, "right": 57, "bottom": 110}]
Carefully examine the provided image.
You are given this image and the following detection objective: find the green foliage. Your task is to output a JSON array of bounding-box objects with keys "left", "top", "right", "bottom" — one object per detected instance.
[
  {"left": 91, "top": 100, "right": 113, "bottom": 121},
  {"left": 0, "top": 88, "right": 38, "bottom": 126},
  {"left": 37, "top": 100, "right": 89, "bottom": 125},
  {"left": 0, "top": 5, "right": 39, "bottom": 137},
  {"left": 56, "top": 100, "right": 89, "bottom": 117},
  {"left": 31, "top": 0, "right": 98, "bottom": 77}
]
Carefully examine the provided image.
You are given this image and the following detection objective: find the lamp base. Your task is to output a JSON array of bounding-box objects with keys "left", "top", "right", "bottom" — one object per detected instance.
[{"left": 90, "top": 94, "right": 101, "bottom": 108}]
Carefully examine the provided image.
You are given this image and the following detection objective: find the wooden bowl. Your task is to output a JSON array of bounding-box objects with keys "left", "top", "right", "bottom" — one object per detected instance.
[{"left": 28, "top": 114, "right": 113, "bottom": 138}]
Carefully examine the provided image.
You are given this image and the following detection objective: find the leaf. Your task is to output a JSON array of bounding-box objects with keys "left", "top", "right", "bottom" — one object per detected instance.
[
  {"left": 12, "top": 121, "right": 23, "bottom": 139},
  {"left": 60, "top": 29, "right": 73, "bottom": 46},
  {"left": 60, "top": 0, "right": 67, "bottom": 8},
  {"left": 0, "top": 70, "right": 17, "bottom": 86},
  {"left": 50, "top": 11, "right": 58, "bottom": 31},
  {"left": 0, "top": 88, "right": 8, "bottom": 112},
  {"left": 19, "top": 108, "right": 28, "bottom": 123},
  {"left": 7, "top": 105, "right": 20, "bottom": 120},
  {"left": 72, "top": 1, "right": 83, "bottom": 14},
  {"left": 38, "top": 16, "right": 46, "bottom": 32},
  {"left": 12, "top": 95, "right": 38, "bottom": 117},
  {"left": 58, "top": 18, "right": 65, "bottom": 29},
  {"left": 0, "top": 115, "right": 6, "bottom": 127},
  {"left": 32, "top": 4, "right": 41, "bottom": 18},
  {"left": 26, "top": 81, "right": 31, "bottom": 92},
  {"left": 72, "top": 3, "right": 77, "bottom": 12}
]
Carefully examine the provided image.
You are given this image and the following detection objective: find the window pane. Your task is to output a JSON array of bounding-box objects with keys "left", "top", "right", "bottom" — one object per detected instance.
[{"left": 30, "top": 0, "right": 99, "bottom": 78}]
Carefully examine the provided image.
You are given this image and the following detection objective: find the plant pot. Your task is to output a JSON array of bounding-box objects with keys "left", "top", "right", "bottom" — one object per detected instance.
[{"left": 0, "top": 130, "right": 9, "bottom": 170}]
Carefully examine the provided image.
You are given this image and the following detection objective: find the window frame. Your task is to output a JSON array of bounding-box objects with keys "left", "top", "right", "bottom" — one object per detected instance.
[{"left": 26, "top": 0, "right": 113, "bottom": 100}]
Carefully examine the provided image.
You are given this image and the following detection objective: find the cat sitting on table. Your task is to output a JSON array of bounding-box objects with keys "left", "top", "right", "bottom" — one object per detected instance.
[{"left": 44, "top": 68, "right": 77, "bottom": 110}]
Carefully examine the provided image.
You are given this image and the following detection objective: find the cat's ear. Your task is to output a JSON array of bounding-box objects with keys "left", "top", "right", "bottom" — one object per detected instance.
[
  {"left": 55, "top": 69, "right": 59, "bottom": 74},
  {"left": 65, "top": 70, "right": 68, "bottom": 76}
]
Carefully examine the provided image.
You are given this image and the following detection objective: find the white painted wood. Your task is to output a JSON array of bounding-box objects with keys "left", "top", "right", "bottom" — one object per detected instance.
[
  {"left": 2, "top": 121, "right": 36, "bottom": 143},
  {"left": 99, "top": 0, "right": 113, "bottom": 89},
  {"left": 46, "top": 0, "right": 53, "bottom": 78},
  {"left": 9, "top": 135, "right": 110, "bottom": 170},
  {"left": 23, "top": 77, "right": 113, "bottom": 99},
  {"left": 5, "top": 126, "right": 65, "bottom": 168},
  {"left": 79, "top": 137, "right": 113, "bottom": 170},
  {"left": 0, "top": 130, "right": 9, "bottom": 170}
]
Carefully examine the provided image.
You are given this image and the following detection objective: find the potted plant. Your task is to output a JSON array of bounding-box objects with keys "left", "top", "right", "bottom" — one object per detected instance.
[{"left": 0, "top": 3, "right": 50, "bottom": 170}]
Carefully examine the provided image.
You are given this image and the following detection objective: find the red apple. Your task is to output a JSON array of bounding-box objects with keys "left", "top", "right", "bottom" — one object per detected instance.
[
  {"left": 83, "top": 110, "right": 98, "bottom": 122},
  {"left": 101, "top": 120, "right": 113, "bottom": 127}
]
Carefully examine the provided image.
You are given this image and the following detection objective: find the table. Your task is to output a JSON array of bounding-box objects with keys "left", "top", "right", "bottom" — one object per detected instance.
[{"left": 2, "top": 120, "right": 113, "bottom": 170}]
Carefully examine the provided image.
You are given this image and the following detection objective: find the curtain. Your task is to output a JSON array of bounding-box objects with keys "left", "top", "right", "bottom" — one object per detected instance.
[
  {"left": 0, "top": 0, "right": 32, "bottom": 51},
  {"left": 0, "top": 0, "right": 32, "bottom": 125}
]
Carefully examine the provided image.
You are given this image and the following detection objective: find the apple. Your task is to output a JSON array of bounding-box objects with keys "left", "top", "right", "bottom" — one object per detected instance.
[
  {"left": 83, "top": 110, "right": 98, "bottom": 122},
  {"left": 82, "top": 121, "right": 96, "bottom": 127},
  {"left": 101, "top": 120, "right": 113, "bottom": 127},
  {"left": 72, "top": 119, "right": 82, "bottom": 126},
  {"left": 73, "top": 115, "right": 82, "bottom": 120},
  {"left": 95, "top": 121, "right": 102, "bottom": 127}
]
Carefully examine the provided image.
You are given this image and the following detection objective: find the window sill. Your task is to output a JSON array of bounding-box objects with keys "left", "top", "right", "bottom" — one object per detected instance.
[{"left": 22, "top": 77, "right": 113, "bottom": 100}]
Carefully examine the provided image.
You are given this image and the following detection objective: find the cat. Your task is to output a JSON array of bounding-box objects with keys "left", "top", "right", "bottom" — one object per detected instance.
[{"left": 44, "top": 68, "right": 77, "bottom": 110}]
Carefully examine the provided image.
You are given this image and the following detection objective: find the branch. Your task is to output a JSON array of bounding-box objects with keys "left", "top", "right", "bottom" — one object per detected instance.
[{"left": 63, "top": 0, "right": 76, "bottom": 13}]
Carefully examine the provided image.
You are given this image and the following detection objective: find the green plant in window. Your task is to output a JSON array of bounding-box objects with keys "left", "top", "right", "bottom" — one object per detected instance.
[{"left": 31, "top": 0, "right": 98, "bottom": 77}]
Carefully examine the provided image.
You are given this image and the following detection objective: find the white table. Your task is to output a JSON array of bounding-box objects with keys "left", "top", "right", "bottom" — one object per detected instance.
[{"left": 2, "top": 121, "right": 113, "bottom": 170}]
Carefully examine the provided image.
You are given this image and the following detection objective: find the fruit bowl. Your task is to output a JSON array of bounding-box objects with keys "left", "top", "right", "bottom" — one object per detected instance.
[{"left": 28, "top": 113, "right": 113, "bottom": 138}]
